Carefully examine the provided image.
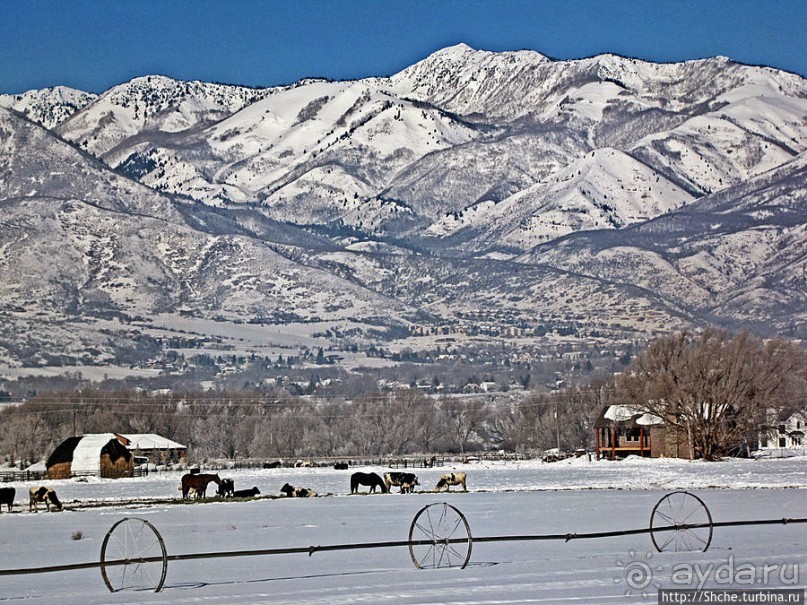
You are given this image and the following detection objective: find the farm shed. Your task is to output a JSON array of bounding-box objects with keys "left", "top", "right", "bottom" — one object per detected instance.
[
  {"left": 119, "top": 433, "right": 186, "bottom": 465},
  {"left": 46, "top": 433, "right": 134, "bottom": 479},
  {"left": 594, "top": 405, "right": 689, "bottom": 460}
]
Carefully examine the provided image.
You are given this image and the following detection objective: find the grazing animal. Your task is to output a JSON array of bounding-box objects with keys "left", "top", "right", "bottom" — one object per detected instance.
[
  {"left": 263, "top": 460, "right": 282, "bottom": 469},
  {"left": 217, "top": 478, "right": 235, "bottom": 497},
  {"left": 0, "top": 487, "right": 15, "bottom": 513},
  {"left": 384, "top": 472, "right": 419, "bottom": 494},
  {"left": 29, "top": 486, "right": 62, "bottom": 512},
  {"left": 232, "top": 486, "right": 261, "bottom": 498},
  {"left": 435, "top": 472, "right": 467, "bottom": 492},
  {"left": 280, "top": 483, "right": 317, "bottom": 498},
  {"left": 334, "top": 462, "right": 349, "bottom": 470},
  {"left": 179, "top": 473, "right": 221, "bottom": 499},
  {"left": 350, "top": 472, "right": 387, "bottom": 494}
]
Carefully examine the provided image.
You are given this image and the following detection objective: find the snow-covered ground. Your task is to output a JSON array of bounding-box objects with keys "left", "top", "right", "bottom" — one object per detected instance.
[{"left": 1, "top": 457, "right": 805, "bottom": 604}]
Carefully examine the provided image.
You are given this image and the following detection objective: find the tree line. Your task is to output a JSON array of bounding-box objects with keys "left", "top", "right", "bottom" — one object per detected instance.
[
  {"left": 1, "top": 330, "right": 804, "bottom": 466},
  {"left": 0, "top": 387, "right": 605, "bottom": 465}
]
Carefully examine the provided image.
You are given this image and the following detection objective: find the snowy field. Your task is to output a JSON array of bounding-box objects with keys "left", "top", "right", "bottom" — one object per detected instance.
[{"left": 1, "top": 457, "right": 805, "bottom": 604}]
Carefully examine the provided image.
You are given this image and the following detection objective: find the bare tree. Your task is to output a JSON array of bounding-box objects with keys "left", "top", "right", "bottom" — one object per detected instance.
[
  {"left": 441, "top": 397, "right": 488, "bottom": 454},
  {"left": 619, "top": 330, "right": 806, "bottom": 460}
]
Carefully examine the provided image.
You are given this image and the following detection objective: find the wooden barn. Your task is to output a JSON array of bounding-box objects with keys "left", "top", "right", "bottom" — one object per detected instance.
[
  {"left": 594, "top": 405, "right": 689, "bottom": 460},
  {"left": 46, "top": 433, "right": 134, "bottom": 479}
]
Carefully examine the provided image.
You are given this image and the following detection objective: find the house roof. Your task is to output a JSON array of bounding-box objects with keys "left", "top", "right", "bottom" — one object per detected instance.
[
  {"left": 119, "top": 434, "right": 186, "bottom": 450},
  {"left": 594, "top": 405, "right": 664, "bottom": 429}
]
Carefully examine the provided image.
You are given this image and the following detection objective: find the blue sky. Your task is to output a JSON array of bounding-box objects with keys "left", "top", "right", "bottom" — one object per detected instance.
[{"left": 1, "top": 0, "right": 805, "bottom": 94}]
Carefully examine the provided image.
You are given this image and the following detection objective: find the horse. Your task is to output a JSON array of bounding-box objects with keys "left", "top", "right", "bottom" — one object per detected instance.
[
  {"left": 435, "top": 472, "right": 467, "bottom": 492},
  {"left": 0, "top": 487, "right": 14, "bottom": 512},
  {"left": 233, "top": 486, "right": 261, "bottom": 498},
  {"left": 29, "top": 486, "right": 62, "bottom": 512},
  {"left": 180, "top": 473, "right": 221, "bottom": 499},
  {"left": 217, "top": 478, "right": 235, "bottom": 497},
  {"left": 280, "top": 483, "right": 317, "bottom": 498},
  {"left": 350, "top": 472, "right": 387, "bottom": 494},
  {"left": 384, "top": 472, "right": 419, "bottom": 494}
]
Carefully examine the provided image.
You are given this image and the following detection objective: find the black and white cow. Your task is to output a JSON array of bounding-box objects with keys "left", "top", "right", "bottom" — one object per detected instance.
[
  {"left": 280, "top": 483, "right": 317, "bottom": 498},
  {"left": 232, "top": 486, "right": 261, "bottom": 498},
  {"left": 217, "top": 478, "right": 235, "bottom": 497},
  {"left": 0, "top": 487, "right": 14, "bottom": 513},
  {"left": 29, "top": 486, "right": 62, "bottom": 512},
  {"left": 435, "top": 472, "right": 467, "bottom": 492},
  {"left": 383, "top": 472, "right": 419, "bottom": 494}
]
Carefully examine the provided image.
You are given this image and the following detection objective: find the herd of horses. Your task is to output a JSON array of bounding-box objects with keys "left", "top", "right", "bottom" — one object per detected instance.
[{"left": 0, "top": 470, "right": 468, "bottom": 513}]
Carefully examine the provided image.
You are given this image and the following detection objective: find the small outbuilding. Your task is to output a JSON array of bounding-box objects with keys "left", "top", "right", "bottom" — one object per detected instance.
[{"left": 46, "top": 433, "right": 134, "bottom": 479}]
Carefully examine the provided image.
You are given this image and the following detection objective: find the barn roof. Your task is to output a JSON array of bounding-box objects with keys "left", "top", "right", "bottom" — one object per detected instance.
[
  {"left": 46, "top": 433, "right": 133, "bottom": 474},
  {"left": 71, "top": 433, "right": 130, "bottom": 474},
  {"left": 46, "top": 435, "right": 82, "bottom": 468},
  {"left": 118, "top": 434, "right": 186, "bottom": 450}
]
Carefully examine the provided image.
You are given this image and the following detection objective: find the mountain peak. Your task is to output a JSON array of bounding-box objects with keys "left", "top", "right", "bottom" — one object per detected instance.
[{"left": 432, "top": 42, "right": 476, "bottom": 56}]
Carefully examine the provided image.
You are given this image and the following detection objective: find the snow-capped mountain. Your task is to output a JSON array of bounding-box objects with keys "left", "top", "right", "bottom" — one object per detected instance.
[
  {"left": 0, "top": 106, "right": 415, "bottom": 366},
  {"left": 55, "top": 76, "right": 275, "bottom": 159},
  {"left": 425, "top": 147, "right": 693, "bottom": 251},
  {"left": 50, "top": 45, "right": 807, "bottom": 247},
  {"left": 0, "top": 45, "right": 805, "bottom": 369},
  {"left": 0, "top": 85, "right": 97, "bottom": 129},
  {"left": 521, "top": 154, "right": 807, "bottom": 331}
]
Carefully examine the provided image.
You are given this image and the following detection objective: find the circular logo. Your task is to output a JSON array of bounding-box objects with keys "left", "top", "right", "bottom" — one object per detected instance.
[{"left": 615, "top": 551, "right": 663, "bottom": 599}]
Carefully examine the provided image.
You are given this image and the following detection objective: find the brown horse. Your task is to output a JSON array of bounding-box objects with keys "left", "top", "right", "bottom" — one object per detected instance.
[{"left": 180, "top": 473, "right": 221, "bottom": 499}]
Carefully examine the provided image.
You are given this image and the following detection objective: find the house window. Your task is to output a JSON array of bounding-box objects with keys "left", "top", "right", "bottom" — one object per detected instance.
[
  {"left": 779, "top": 437, "right": 787, "bottom": 447},
  {"left": 625, "top": 429, "right": 640, "bottom": 442}
]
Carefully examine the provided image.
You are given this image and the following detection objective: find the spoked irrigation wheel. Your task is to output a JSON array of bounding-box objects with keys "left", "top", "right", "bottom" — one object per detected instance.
[
  {"left": 650, "top": 491, "right": 713, "bottom": 553},
  {"left": 100, "top": 517, "right": 168, "bottom": 593},
  {"left": 408, "top": 502, "right": 473, "bottom": 569}
]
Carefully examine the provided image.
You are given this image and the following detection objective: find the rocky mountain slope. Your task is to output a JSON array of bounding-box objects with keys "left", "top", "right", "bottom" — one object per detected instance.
[{"left": 0, "top": 45, "right": 805, "bottom": 371}]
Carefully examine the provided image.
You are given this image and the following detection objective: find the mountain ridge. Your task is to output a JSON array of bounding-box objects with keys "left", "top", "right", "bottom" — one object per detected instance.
[{"left": 1, "top": 45, "right": 805, "bottom": 378}]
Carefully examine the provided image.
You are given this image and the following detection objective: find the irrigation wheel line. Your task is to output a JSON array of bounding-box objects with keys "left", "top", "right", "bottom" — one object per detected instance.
[
  {"left": 100, "top": 517, "right": 168, "bottom": 593},
  {"left": 2, "top": 495, "right": 806, "bottom": 593},
  {"left": 649, "top": 491, "right": 714, "bottom": 553},
  {"left": 408, "top": 502, "right": 473, "bottom": 569}
]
